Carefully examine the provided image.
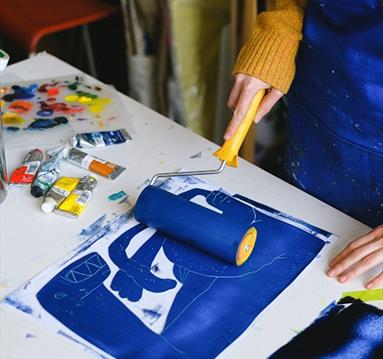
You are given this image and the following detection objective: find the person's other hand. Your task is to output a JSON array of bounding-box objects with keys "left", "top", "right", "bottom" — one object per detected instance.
[
  {"left": 327, "top": 225, "right": 383, "bottom": 289},
  {"left": 224, "top": 73, "right": 283, "bottom": 140}
]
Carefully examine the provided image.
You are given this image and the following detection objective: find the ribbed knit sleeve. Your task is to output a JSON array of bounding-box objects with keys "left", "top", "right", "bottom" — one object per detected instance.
[{"left": 233, "top": 0, "right": 307, "bottom": 94}]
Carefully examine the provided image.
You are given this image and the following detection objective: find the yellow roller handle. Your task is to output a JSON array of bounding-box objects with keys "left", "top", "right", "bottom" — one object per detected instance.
[{"left": 214, "top": 90, "right": 265, "bottom": 167}]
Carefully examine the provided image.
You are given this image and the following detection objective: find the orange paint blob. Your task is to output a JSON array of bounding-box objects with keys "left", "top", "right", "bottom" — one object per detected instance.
[{"left": 8, "top": 100, "right": 33, "bottom": 113}]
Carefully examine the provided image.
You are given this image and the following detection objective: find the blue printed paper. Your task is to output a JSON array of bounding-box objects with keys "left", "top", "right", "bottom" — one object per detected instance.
[{"left": 4, "top": 176, "right": 332, "bottom": 358}]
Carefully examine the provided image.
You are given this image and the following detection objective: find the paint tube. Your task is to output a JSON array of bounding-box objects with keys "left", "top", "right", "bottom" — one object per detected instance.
[
  {"left": 41, "top": 177, "right": 80, "bottom": 213},
  {"left": 31, "top": 146, "right": 66, "bottom": 198},
  {"left": 9, "top": 148, "right": 43, "bottom": 188},
  {"left": 54, "top": 175, "right": 97, "bottom": 218},
  {"left": 72, "top": 129, "right": 132, "bottom": 148},
  {"left": 66, "top": 147, "right": 125, "bottom": 180}
]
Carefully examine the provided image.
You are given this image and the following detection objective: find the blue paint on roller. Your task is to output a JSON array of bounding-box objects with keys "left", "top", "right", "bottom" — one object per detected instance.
[
  {"left": 34, "top": 188, "right": 327, "bottom": 359},
  {"left": 135, "top": 185, "right": 253, "bottom": 264}
]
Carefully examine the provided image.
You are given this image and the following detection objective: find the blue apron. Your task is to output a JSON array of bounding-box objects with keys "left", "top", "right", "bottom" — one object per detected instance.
[{"left": 285, "top": 0, "right": 383, "bottom": 227}]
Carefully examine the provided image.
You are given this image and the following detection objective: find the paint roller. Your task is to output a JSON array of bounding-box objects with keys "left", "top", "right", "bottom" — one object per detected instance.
[{"left": 135, "top": 90, "right": 265, "bottom": 266}]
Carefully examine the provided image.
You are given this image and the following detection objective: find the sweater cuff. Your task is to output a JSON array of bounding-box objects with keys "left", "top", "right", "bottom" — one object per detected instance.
[{"left": 233, "top": 29, "right": 300, "bottom": 94}]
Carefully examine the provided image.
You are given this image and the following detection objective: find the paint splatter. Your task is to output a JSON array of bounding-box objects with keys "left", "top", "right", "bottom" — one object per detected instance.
[
  {"left": 78, "top": 214, "right": 108, "bottom": 240},
  {"left": 38, "top": 101, "right": 84, "bottom": 116},
  {"left": 2, "top": 112, "right": 25, "bottom": 126},
  {"left": 5, "top": 126, "right": 20, "bottom": 132},
  {"left": 108, "top": 191, "right": 128, "bottom": 202},
  {"left": 190, "top": 151, "right": 202, "bottom": 159},
  {"left": 8, "top": 100, "right": 33, "bottom": 113},
  {"left": 65, "top": 93, "right": 112, "bottom": 114},
  {"left": 2, "top": 84, "right": 37, "bottom": 102},
  {"left": 26, "top": 117, "right": 68, "bottom": 130}
]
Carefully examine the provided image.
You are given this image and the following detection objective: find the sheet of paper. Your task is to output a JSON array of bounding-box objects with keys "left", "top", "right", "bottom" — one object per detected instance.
[{"left": 4, "top": 176, "right": 335, "bottom": 358}]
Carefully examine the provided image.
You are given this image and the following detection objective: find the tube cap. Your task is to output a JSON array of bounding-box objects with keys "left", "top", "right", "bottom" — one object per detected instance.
[
  {"left": 41, "top": 198, "right": 57, "bottom": 213},
  {"left": 31, "top": 185, "right": 43, "bottom": 198}
]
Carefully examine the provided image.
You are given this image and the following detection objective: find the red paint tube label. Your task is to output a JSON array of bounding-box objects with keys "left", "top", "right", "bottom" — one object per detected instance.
[{"left": 9, "top": 161, "right": 41, "bottom": 186}]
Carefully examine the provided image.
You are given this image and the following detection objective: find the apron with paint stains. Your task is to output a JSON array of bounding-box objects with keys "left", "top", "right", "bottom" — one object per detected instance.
[{"left": 285, "top": 0, "right": 383, "bottom": 227}]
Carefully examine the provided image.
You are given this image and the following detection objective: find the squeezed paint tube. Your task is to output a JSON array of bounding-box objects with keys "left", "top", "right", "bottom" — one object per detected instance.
[
  {"left": 31, "top": 146, "right": 66, "bottom": 198},
  {"left": 9, "top": 148, "right": 43, "bottom": 188},
  {"left": 72, "top": 129, "right": 132, "bottom": 148},
  {"left": 54, "top": 175, "right": 97, "bottom": 218},
  {"left": 41, "top": 177, "right": 80, "bottom": 213},
  {"left": 66, "top": 147, "right": 125, "bottom": 180}
]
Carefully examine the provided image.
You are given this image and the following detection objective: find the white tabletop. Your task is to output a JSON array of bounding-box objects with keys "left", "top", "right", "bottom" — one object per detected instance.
[{"left": 0, "top": 53, "right": 377, "bottom": 359}]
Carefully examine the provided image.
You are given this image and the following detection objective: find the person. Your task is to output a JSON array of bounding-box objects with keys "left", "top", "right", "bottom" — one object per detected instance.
[{"left": 225, "top": 0, "right": 383, "bottom": 288}]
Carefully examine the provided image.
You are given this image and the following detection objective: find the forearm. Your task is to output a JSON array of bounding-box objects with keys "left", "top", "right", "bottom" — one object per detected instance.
[{"left": 233, "top": 0, "right": 307, "bottom": 93}]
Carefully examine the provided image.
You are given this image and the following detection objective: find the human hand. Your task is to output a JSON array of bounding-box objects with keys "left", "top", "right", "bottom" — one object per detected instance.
[
  {"left": 224, "top": 73, "right": 283, "bottom": 140},
  {"left": 327, "top": 225, "right": 383, "bottom": 289}
]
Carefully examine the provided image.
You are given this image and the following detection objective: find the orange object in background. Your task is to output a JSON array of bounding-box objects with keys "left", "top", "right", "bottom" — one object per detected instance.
[{"left": 0, "top": 0, "right": 119, "bottom": 54}]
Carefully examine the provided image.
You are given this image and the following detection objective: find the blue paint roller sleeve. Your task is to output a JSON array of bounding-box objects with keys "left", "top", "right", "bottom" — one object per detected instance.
[{"left": 135, "top": 185, "right": 257, "bottom": 266}]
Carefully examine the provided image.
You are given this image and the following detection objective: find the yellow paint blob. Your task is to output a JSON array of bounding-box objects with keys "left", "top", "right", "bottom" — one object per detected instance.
[
  {"left": 64, "top": 95, "right": 112, "bottom": 114},
  {"left": 2, "top": 112, "right": 25, "bottom": 126},
  {"left": 88, "top": 98, "right": 112, "bottom": 114},
  {"left": 64, "top": 94, "right": 79, "bottom": 102}
]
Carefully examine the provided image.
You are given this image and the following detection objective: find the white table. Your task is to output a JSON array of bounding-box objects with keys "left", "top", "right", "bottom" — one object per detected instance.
[{"left": 0, "top": 53, "right": 377, "bottom": 359}]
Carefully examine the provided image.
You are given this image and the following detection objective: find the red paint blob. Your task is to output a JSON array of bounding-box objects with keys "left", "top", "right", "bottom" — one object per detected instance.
[
  {"left": 47, "top": 87, "right": 59, "bottom": 96},
  {"left": 39, "top": 101, "right": 84, "bottom": 115}
]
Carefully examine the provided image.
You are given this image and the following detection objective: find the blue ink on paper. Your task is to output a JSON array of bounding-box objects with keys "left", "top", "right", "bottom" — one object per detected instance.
[{"left": 35, "top": 188, "right": 326, "bottom": 359}]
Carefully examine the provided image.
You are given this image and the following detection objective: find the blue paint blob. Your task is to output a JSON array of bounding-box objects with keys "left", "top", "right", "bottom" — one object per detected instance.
[
  {"left": 3, "top": 84, "right": 37, "bottom": 102},
  {"left": 26, "top": 117, "right": 68, "bottom": 130},
  {"left": 36, "top": 109, "right": 54, "bottom": 117},
  {"left": 5, "top": 126, "right": 20, "bottom": 132}
]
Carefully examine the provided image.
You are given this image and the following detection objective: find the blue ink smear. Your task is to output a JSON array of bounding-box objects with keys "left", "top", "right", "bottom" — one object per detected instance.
[
  {"left": 25, "top": 333, "right": 37, "bottom": 339},
  {"left": 270, "top": 301, "right": 383, "bottom": 359},
  {"left": 4, "top": 297, "right": 33, "bottom": 315},
  {"left": 108, "top": 191, "right": 127, "bottom": 202},
  {"left": 26, "top": 116, "right": 68, "bottom": 130},
  {"left": 78, "top": 214, "right": 108, "bottom": 241},
  {"left": 3, "top": 84, "right": 38, "bottom": 102},
  {"left": 143, "top": 307, "right": 162, "bottom": 323},
  {"left": 5, "top": 126, "right": 20, "bottom": 132},
  {"left": 36, "top": 109, "right": 54, "bottom": 117},
  {"left": 36, "top": 188, "right": 326, "bottom": 359}
]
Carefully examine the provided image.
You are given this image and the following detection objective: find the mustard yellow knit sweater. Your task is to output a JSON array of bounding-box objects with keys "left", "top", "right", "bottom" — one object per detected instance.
[{"left": 233, "top": 0, "right": 308, "bottom": 94}]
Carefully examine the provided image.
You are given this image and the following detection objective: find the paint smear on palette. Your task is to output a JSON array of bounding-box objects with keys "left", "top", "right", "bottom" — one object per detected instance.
[
  {"left": 2, "top": 113, "right": 25, "bottom": 126},
  {"left": 27, "top": 117, "right": 68, "bottom": 130},
  {"left": 8, "top": 100, "right": 33, "bottom": 113},
  {"left": 270, "top": 301, "right": 383, "bottom": 358},
  {"left": 2, "top": 75, "right": 130, "bottom": 150},
  {"left": 2, "top": 84, "right": 37, "bottom": 101},
  {"left": 65, "top": 93, "right": 112, "bottom": 114}
]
